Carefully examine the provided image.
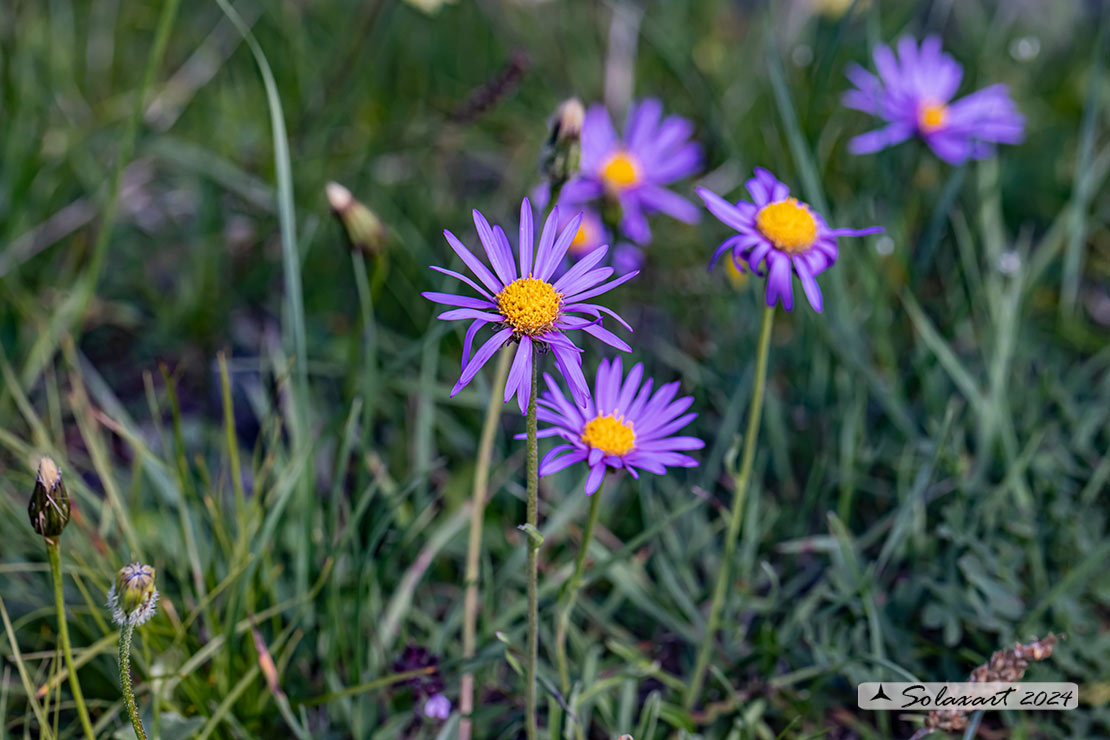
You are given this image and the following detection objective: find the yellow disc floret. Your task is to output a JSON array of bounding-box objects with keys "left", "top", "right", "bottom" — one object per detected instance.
[
  {"left": 917, "top": 101, "right": 948, "bottom": 133},
  {"left": 581, "top": 414, "right": 636, "bottom": 457},
  {"left": 755, "top": 198, "right": 818, "bottom": 254},
  {"left": 600, "top": 151, "right": 642, "bottom": 191},
  {"left": 496, "top": 277, "right": 562, "bottom": 335}
]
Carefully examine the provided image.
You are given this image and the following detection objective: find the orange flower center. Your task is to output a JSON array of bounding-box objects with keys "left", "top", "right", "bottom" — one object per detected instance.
[
  {"left": 918, "top": 101, "right": 949, "bottom": 133},
  {"left": 580, "top": 414, "right": 636, "bottom": 457},
  {"left": 755, "top": 198, "right": 818, "bottom": 253},
  {"left": 496, "top": 277, "right": 562, "bottom": 335},
  {"left": 600, "top": 151, "right": 642, "bottom": 191},
  {"left": 569, "top": 220, "right": 596, "bottom": 255}
]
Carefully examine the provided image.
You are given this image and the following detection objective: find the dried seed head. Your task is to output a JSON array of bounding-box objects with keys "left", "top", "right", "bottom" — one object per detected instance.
[
  {"left": 327, "top": 182, "right": 387, "bottom": 255},
  {"left": 28, "top": 457, "right": 71, "bottom": 540},
  {"left": 918, "top": 634, "right": 1060, "bottom": 738},
  {"left": 108, "top": 563, "right": 158, "bottom": 626}
]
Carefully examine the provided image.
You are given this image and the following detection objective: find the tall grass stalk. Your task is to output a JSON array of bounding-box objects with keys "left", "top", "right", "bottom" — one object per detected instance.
[
  {"left": 524, "top": 343, "right": 540, "bottom": 740},
  {"left": 46, "top": 543, "right": 96, "bottom": 740},
  {"left": 686, "top": 303, "right": 775, "bottom": 708},
  {"left": 459, "top": 347, "right": 512, "bottom": 740}
]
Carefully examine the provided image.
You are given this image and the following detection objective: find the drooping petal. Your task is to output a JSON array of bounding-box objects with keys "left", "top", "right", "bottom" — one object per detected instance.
[{"left": 453, "top": 328, "right": 513, "bottom": 395}]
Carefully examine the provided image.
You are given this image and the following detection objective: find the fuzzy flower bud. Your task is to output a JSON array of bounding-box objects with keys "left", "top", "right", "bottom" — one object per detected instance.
[
  {"left": 28, "top": 457, "right": 71, "bottom": 540},
  {"left": 108, "top": 563, "right": 158, "bottom": 626},
  {"left": 327, "top": 182, "right": 387, "bottom": 255},
  {"left": 541, "top": 98, "right": 584, "bottom": 193}
]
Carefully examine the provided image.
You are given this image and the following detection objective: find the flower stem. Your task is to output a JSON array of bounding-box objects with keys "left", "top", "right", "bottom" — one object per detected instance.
[
  {"left": 552, "top": 477, "right": 605, "bottom": 736},
  {"left": 119, "top": 622, "right": 148, "bottom": 740},
  {"left": 47, "top": 543, "right": 96, "bottom": 740},
  {"left": 685, "top": 303, "right": 775, "bottom": 709},
  {"left": 524, "top": 343, "right": 540, "bottom": 740},
  {"left": 459, "top": 347, "right": 512, "bottom": 740}
]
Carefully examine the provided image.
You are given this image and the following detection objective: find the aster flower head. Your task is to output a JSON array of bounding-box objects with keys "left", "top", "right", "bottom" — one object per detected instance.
[
  {"left": 530, "top": 358, "right": 704, "bottom": 494},
  {"left": 107, "top": 563, "right": 158, "bottom": 626},
  {"left": 422, "top": 198, "right": 637, "bottom": 413},
  {"left": 698, "top": 168, "right": 882, "bottom": 312},
  {"left": 843, "top": 35, "right": 1024, "bottom": 164},
  {"left": 560, "top": 98, "right": 702, "bottom": 244}
]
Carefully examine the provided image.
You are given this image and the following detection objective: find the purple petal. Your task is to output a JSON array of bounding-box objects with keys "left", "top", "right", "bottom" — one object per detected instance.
[
  {"left": 581, "top": 323, "right": 631, "bottom": 353},
  {"left": 553, "top": 244, "right": 610, "bottom": 293},
  {"left": 792, "top": 257, "right": 823, "bottom": 313},
  {"left": 506, "top": 336, "right": 533, "bottom": 413},
  {"left": 444, "top": 229, "right": 502, "bottom": 294},
  {"left": 638, "top": 185, "right": 700, "bottom": 224},
  {"left": 453, "top": 327, "right": 513, "bottom": 395},
  {"left": 697, "top": 187, "right": 753, "bottom": 232},
  {"left": 429, "top": 265, "right": 496, "bottom": 302},
  {"left": 584, "top": 464, "right": 607, "bottom": 494},
  {"left": 765, "top": 253, "right": 794, "bottom": 311},
  {"left": 473, "top": 210, "right": 516, "bottom": 286},
  {"left": 519, "top": 198, "right": 534, "bottom": 277},
  {"left": 422, "top": 292, "right": 494, "bottom": 310}
]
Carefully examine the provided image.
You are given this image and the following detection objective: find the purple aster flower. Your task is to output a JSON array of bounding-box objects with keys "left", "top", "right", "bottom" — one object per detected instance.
[
  {"left": 559, "top": 98, "right": 702, "bottom": 244},
  {"left": 697, "top": 168, "right": 882, "bottom": 313},
  {"left": 423, "top": 694, "right": 451, "bottom": 720},
  {"left": 422, "top": 198, "right": 636, "bottom": 414},
  {"left": 843, "top": 35, "right": 1024, "bottom": 164},
  {"left": 528, "top": 357, "right": 703, "bottom": 495}
]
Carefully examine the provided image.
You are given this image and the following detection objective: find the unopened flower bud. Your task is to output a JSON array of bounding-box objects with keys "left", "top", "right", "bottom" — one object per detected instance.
[
  {"left": 28, "top": 457, "right": 70, "bottom": 540},
  {"left": 541, "top": 98, "right": 584, "bottom": 194},
  {"left": 108, "top": 563, "right": 158, "bottom": 626},
  {"left": 327, "top": 182, "right": 387, "bottom": 256}
]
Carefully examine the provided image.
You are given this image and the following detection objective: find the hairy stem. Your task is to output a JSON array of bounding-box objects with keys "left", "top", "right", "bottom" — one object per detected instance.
[
  {"left": 459, "top": 347, "right": 512, "bottom": 740},
  {"left": 524, "top": 344, "right": 540, "bottom": 740},
  {"left": 48, "top": 543, "right": 96, "bottom": 740},
  {"left": 685, "top": 304, "right": 775, "bottom": 709},
  {"left": 119, "top": 622, "right": 148, "bottom": 740}
]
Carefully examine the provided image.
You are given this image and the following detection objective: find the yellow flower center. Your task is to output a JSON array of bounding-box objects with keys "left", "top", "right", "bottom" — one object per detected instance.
[
  {"left": 918, "top": 101, "right": 948, "bottom": 133},
  {"left": 580, "top": 414, "right": 636, "bottom": 457},
  {"left": 496, "top": 277, "right": 562, "bottom": 335},
  {"left": 600, "top": 151, "right": 642, "bottom": 191},
  {"left": 755, "top": 198, "right": 818, "bottom": 253}
]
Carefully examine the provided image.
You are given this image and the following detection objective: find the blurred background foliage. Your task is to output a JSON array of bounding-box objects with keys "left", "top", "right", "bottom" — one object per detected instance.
[{"left": 0, "top": 0, "right": 1108, "bottom": 738}]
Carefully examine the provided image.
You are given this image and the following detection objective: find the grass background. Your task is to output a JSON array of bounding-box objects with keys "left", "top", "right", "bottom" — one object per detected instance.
[{"left": 1, "top": 0, "right": 1109, "bottom": 737}]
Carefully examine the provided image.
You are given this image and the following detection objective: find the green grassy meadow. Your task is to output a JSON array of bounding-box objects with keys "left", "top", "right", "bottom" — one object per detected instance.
[{"left": 1, "top": 0, "right": 1109, "bottom": 738}]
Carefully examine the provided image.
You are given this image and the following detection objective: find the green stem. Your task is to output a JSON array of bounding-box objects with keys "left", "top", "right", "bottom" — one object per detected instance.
[
  {"left": 119, "top": 622, "right": 148, "bottom": 740},
  {"left": 48, "top": 543, "right": 96, "bottom": 740},
  {"left": 552, "top": 477, "right": 605, "bottom": 737},
  {"left": 685, "top": 304, "right": 775, "bottom": 709},
  {"left": 524, "top": 344, "right": 540, "bottom": 740},
  {"left": 459, "top": 347, "right": 512, "bottom": 740}
]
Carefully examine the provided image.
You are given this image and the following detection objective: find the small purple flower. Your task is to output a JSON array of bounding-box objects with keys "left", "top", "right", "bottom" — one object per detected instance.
[
  {"left": 697, "top": 168, "right": 882, "bottom": 313},
  {"left": 843, "top": 35, "right": 1024, "bottom": 164},
  {"left": 560, "top": 99, "right": 702, "bottom": 244},
  {"left": 423, "top": 694, "right": 451, "bottom": 720},
  {"left": 529, "top": 358, "right": 703, "bottom": 495},
  {"left": 422, "top": 198, "right": 636, "bottom": 413}
]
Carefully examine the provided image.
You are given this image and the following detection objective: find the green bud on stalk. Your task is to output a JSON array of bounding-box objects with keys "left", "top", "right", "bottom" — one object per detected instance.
[
  {"left": 108, "top": 563, "right": 158, "bottom": 627},
  {"left": 28, "top": 457, "right": 70, "bottom": 541},
  {"left": 541, "top": 98, "right": 584, "bottom": 199}
]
